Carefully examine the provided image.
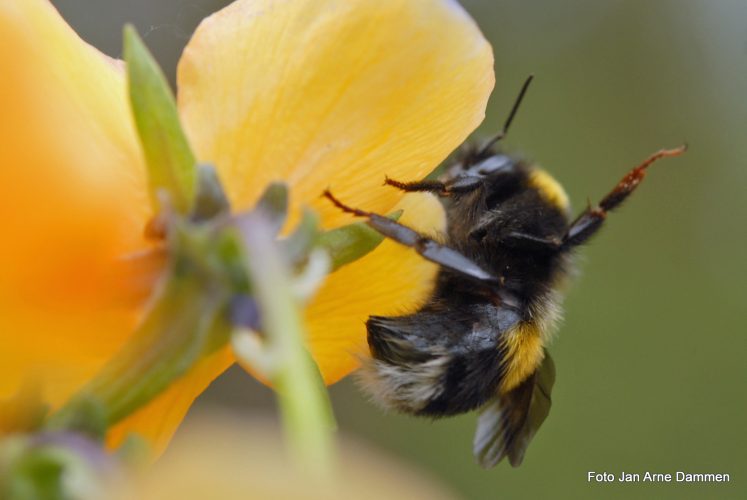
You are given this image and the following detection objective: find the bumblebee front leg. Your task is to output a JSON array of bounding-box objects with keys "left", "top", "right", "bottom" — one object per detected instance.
[
  {"left": 323, "top": 190, "right": 498, "bottom": 284},
  {"left": 383, "top": 175, "right": 484, "bottom": 197},
  {"left": 562, "top": 145, "right": 686, "bottom": 249}
]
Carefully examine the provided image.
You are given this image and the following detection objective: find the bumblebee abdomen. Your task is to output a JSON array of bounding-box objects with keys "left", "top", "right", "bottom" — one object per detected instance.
[
  {"left": 497, "top": 321, "right": 546, "bottom": 393},
  {"left": 417, "top": 346, "right": 506, "bottom": 416},
  {"left": 360, "top": 304, "right": 534, "bottom": 416}
]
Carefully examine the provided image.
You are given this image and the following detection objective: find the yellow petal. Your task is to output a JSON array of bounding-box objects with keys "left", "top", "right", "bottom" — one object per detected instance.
[
  {"left": 178, "top": 0, "right": 491, "bottom": 383},
  {"left": 306, "top": 193, "right": 445, "bottom": 384},
  {"left": 177, "top": 0, "right": 494, "bottom": 227},
  {"left": 0, "top": 0, "right": 151, "bottom": 406}
]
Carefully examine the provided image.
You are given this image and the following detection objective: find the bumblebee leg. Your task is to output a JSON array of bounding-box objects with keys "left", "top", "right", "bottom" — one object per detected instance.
[
  {"left": 561, "top": 145, "right": 686, "bottom": 248},
  {"left": 383, "top": 176, "right": 484, "bottom": 197},
  {"left": 383, "top": 177, "right": 450, "bottom": 195},
  {"left": 323, "top": 190, "right": 499, "bottom": 284}
]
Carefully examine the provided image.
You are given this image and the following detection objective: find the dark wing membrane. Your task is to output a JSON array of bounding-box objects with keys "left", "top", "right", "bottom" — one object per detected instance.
[{"left": 473, "top": 349, "right": 555, "bottom": 468}]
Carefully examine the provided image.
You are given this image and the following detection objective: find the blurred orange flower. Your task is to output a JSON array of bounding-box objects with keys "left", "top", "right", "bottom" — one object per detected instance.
[
  {"left": 0, "top": 0, "right": 493, "bottom": 451},
  {"left": 120, "top": 414, "right": 457, "bottom": 500}
]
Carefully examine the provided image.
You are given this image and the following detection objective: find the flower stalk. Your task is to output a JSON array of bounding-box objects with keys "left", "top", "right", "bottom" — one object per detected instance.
[
  {"left": 238, "top": 213, "right": 338, "bottom": 477},
  {"left": 46, "top": 220, "right": 240, "bottom": 436}
]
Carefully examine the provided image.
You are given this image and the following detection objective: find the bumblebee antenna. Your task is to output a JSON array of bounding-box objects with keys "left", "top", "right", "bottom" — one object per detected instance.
[{"left": 478, "top": 74, "right": 534, "bottom": 155}]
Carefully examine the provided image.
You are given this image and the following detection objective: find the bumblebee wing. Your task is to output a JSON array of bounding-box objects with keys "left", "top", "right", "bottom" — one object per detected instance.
[{"left": 473, "top": 349, "right": 555, "bottom": 468}]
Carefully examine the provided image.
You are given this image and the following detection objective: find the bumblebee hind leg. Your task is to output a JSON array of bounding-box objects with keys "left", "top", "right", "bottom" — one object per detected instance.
[
  {"left": 359, "top": 315, "right": 452, "bottom": 415},
  {"left": 364, "top": 312, "right": 509, "bottom": 417}
]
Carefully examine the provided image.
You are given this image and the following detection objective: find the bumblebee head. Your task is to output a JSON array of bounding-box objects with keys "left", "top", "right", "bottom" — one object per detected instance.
[{"left": 444, "top": 151, "right": 571, "bottom": 253}]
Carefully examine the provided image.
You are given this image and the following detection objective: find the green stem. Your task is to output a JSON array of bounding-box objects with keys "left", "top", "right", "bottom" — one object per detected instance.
[
  {"left": 46, "top": 224, "right": 237, "bottom": 437},
  {"left": 240, "top": 213, "right": 337, "bottom": 477}
]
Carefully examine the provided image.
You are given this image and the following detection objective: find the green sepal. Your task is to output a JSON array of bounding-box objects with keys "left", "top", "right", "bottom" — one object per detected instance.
[
  {"left": 0, "top": 434, "right": 108, "bottom": 500},
  {"left": 43, "top": 396, "right": 107, "bottom": 442},
  {"left": 280, "top": 208, "right": 401, "bottom": 272},
  {"left": 282, "top": 209, "right": 320, "bottom": 267},
  {"left": 317, "top": 211, "right": 402, "bottom": 272},
  {"left": 192, "top": 165, "right": 230, "bottom": 221},
  {"left": 124, "top": 25, "right": 197, "bottom": 214},
  {"left": 1, "top": 436, "right": 69, "bottom": 500},
  {"left": 253, "top": 182, "right": 289, "bottom": 235}
]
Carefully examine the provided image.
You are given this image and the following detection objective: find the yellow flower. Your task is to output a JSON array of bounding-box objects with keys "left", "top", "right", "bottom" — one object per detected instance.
[{"left": 0, "top": 0, "right": 493, "bottom": 451}]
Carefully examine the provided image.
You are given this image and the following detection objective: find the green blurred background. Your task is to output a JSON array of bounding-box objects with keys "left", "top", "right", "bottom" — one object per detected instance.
[{"left": 53, "top": 1, "right": 747, "bottom": 498}]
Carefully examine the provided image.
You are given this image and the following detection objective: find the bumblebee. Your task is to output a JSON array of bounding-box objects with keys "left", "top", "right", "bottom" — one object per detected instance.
[{"left": 324, "top": 76, "right": 685, "bottom": 468}]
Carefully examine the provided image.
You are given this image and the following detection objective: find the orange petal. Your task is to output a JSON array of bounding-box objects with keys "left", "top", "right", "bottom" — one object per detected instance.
[
  {"left": 305, "top": 193, "right": 445, "bottom": 384},
  {"left": 177, "top": 0, "right": 494, "bottom": 228},
  {"left": 0, "top": 2, "right": 226, "bottom": 451},
  {"left": 0, "top": 2, "right": 232, "bottom": 450},
  {"left": 0, "top": 0, "right": 150, "bottom": 406}
]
